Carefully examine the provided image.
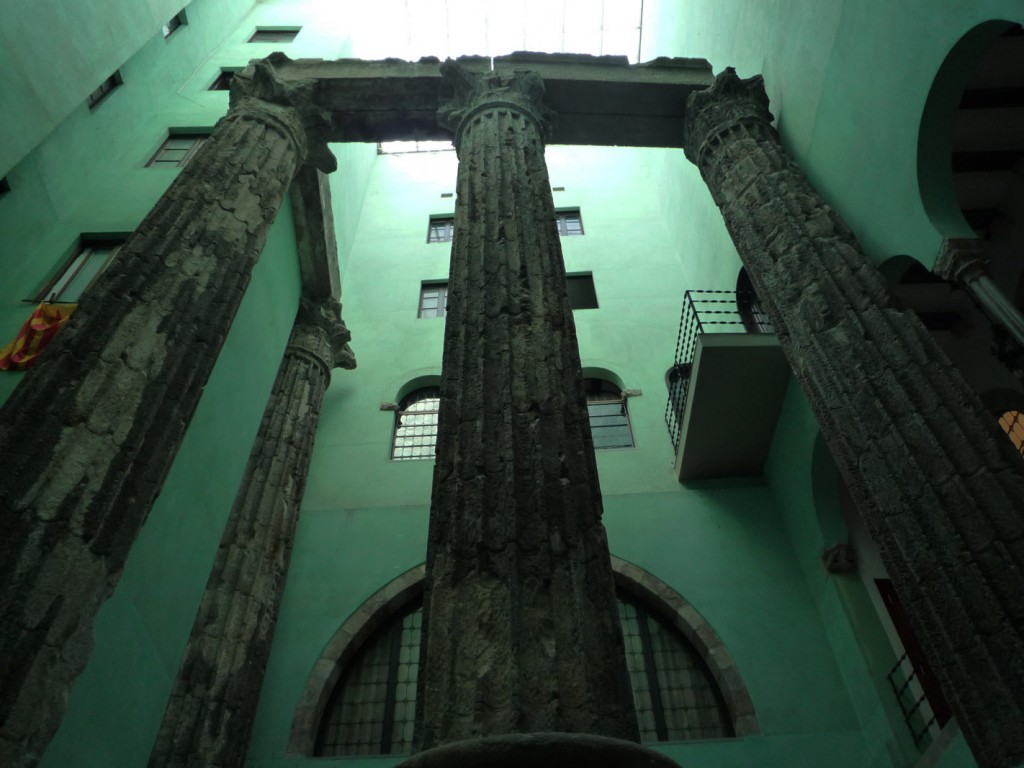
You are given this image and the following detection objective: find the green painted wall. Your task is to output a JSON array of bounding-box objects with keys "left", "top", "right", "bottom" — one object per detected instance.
[{"left": 1, "top": 0, "right": 1014, "bottom": 766}]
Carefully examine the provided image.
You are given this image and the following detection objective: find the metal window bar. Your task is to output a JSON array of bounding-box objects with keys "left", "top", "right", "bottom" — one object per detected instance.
[
  {"left": 664, "top": 289, "right": 774, "bottom": 452},
  {"left": 886, "top": 652, "right": 938, "bottom": 748}
]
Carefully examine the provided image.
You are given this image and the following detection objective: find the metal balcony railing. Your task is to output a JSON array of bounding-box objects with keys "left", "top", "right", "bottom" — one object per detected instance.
[{"left": 665, "top": 290, "right": 774, "bottom": 452}]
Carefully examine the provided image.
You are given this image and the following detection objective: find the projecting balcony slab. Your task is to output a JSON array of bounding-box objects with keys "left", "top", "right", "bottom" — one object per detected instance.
[{"left": 674, "top": 333, "right": 791, "bottom": 482}]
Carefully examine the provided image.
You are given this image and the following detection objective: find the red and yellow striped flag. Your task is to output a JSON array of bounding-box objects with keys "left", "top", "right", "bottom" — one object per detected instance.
[{"left": 0, "top": 302, "right": 76, "bottom": 371}]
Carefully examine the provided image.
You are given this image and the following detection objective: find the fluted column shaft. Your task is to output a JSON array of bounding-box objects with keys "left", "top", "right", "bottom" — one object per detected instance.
[
  {"left": 0, "top": 87, "right": 329, "bottom": 766},
  {"left": 684, "top": 70, "right": 1024, "bottom": 768},
  {"left": 149, "top": 298, "right": 353, "bottom": 768},
  {"left": 416, "top": 64, "right": 638, "bottom": 750}
]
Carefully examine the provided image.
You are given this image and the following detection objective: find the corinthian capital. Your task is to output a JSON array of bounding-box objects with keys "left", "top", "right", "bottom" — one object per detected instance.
[
  {"left": 437, "top": 59, "right": 553, "bottom": 149},
  {"left": 291, "top": 297, "right": 356, "bottom": 371},
  {"left": 231, "top": 52, "right": 337, "bottom": 173},
  {"left": 683, "top": 68, "right": 774, "bottom": 165}
]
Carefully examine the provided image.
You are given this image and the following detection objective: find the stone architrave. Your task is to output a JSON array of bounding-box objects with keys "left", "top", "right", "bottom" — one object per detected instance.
[
  {"left": 149, "top": 297, "right": 354, "bottom": 768},
  {"left": 0, "top": 60, "right": 334, "bottom": 767},
  {"left": 684, "top": 69, "right": 1024, "bottom": 768},
  {"left": 415, "top": 62, "right": 639, "bottom": 751}
]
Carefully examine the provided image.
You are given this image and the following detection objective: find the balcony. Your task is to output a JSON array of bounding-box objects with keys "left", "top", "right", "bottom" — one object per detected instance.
[{"left": 665, "top": 290, "right": 791, "bottom": 481}]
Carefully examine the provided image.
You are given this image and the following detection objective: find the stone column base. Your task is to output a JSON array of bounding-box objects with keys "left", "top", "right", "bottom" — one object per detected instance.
[{"left": 395, "top": 733, "right": 680, "bottom": 768}]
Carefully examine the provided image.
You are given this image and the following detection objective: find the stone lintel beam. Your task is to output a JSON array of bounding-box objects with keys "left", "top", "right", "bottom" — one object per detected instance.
[
  {"left": 236, "top": 52, "right": 714, "bottom": 147},
  {"left": 290, "top": 164, "right": 342, "bottom": 302}
]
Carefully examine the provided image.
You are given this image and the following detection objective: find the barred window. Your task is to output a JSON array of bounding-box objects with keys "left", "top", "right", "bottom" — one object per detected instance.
[
  {"left": 585, "top": 378, "right": 633, "bottom": 449},
  {"left": 316, "top": 592, "right": 731, "bottom": 755},
  {"left": 392, "top": 388, "right": 440, "bottom": 460}
]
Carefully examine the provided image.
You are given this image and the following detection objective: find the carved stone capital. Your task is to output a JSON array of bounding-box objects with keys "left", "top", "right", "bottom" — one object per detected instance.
[
  {"left": 934, "top": 237, "right": 989, "bottom": 285},
  {"left": 291, "top": 297, "right": 356, "bottom": 371},
  {"left": 683, "top": 68, "right": 774, "bottom": 166},
  {"left": 437, "top": 60, "right": 553, "bottom": 150},
  {"left": 231, "top": 53, "right": 337, "bottom": 173}
]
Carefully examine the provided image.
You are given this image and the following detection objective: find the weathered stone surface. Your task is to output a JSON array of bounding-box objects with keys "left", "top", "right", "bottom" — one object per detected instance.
[
  {"left": 148, "top": 297, "right": 352, "bottom": 768},
  {"left": 0, "top": 93, "right": 325, "bottom": 766},
  {"left": 684, "top": 68, "right": 1024, "bottom": 768},
  {"left": 395, "top": 732, "right": 679, "bottom": 768},
  {"left": 417, "top": 62, "right": 638, "bottom": 750}
]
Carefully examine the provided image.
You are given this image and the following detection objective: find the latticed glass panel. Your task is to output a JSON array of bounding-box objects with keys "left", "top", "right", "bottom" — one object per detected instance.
[
  {"left": 998, "top": 410, "right": 1024, "bottom": 457},
  {"left": 392, "top": 388, "right": 440, "bottom": 460},
  {"left": 585, "top": 379, "right": 633, "bottom": 449},
  {"left": 318, "top": 606, "right": 423, "bottom": 756}
]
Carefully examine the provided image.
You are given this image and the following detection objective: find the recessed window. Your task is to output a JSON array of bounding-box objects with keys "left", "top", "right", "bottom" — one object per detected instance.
[
  {"left": 0, "top": 177, "right": 10, "bottom": 197},
  {"left": 147, "top": 132, "right": 209, "bottom": 168},
  {"left": 427, "top": 216, "right": 454, "bottom": 244},
  {"left": 162, "top": 9, "right": 187, "bottom": 38},
  {"left": 555, "top": 208, "right": 584, "bottom": 236},
  {"left": 392, "top": 388, "right": 440, "bottom": 461},
  {"left": 316, "top": 591, "right": 730, "bottom": 755},
  {"left": 418, "top": 283, "right": 448, "bottom": 319},
  {"left": 87, "top": 71, "right": 122, "bottom": 109},
  {"left": 567, "top": 273, "right": 598, "bottom": 309},
  {"left": 585, "top": 378, "right": 633, "bottom": 449},
  {"left": 248, "top": 27, "right": 300, "bottom": 43},
  {"left": 209, "top": 69, "right": 240, "bottom": 91},
  {"left": 36, "top": 238, "right": 125, "bottom": 304}
]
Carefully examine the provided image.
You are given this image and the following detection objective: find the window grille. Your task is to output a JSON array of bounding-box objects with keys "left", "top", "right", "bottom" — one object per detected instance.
[{"left": 392, "top": 388, "right": 441, "bottom": 460}]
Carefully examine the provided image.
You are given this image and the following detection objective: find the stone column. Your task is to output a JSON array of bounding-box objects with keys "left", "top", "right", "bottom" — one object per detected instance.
[
  {"left": 934, "top": 237, "right": 1024, "bottom": 351},
  {"left": 0, "top": 61, "right": 334, "bottom": 766},
  {"left": 414, "top": 62, "right": 639, "bottom": 753},
  {"left": 684, "top": 69, "right": 1024, "bottom": 768},
  {"left": 149, "top": 297, "right": 353, "bottom": 768}
]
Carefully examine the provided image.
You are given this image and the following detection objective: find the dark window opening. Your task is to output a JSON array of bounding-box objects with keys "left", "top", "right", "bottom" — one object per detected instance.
[
  {"left": 427, "top": 216, "right": 454, "bottom": 243},
  {"left": 87, "top": 71, "right": 123, "bottom": 109},
  {"left": 392, "top": 388, "right": 440, "bottom": 461},
  {"left": 162, "top": 10, "right": 187, "bottom": 38},
  {"left": 249, "top": 27, "right": 300, "bottom": 43},
  {"left": 35, "top": 238, "right": 126, "bottom": 304},
  {"left": 555, "top": 208, "right": 584, "bottom": 236},
  {"left": 209, "top": 69, "right": 240, "bottom": 91},
  {"left": 0, "top": 177, "right": 10, "bottom": 197},
  {"left": 567, "top": 273, "right": 598, "bottom": 309},
  {"left": 585, "top": 378, "right": 633, "bottom": 449},
  {"left": 418, "top": 283, "right": 448, "bottom": 319}
]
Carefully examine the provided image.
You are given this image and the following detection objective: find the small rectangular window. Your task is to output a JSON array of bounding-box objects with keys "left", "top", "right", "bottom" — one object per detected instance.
[
  {"left": 162, "top": 9, "right": 187, "bottom": 38},
  {"left": 147, "top": 132, "right": 209, "bottom": 168},
  {"left": 209, "top": 69, "right": 240, "bottom": 91},
  {"left": 427, "top": 216, "right": 455, "bottom": 244},
  {"left": 36, "top": 238, "right": 126, "bottom": 304},
  {"left": 248, "top": 27, "right": 300, "bottom": 43},
  {"left": 418, "top": 283, "right": 449, "bottom": 319},
  {"left": 87, "top": 71, "right": 123, "bottom": 110},
  {"left": 566, "top": 273, "right": 598, "bottom": 309},
  {"left": 555, "top": 208, "right": 584, "bottom": 236}
]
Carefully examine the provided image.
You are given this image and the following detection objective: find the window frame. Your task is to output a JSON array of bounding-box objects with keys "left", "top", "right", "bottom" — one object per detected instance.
[
  {"left": 391, "top": 387, "right": 441, "bottom": 461},
  {"left": 584, "top": 378, "right": 634, "bottom": 449},
  {"left": 209, "top": 68, "right": 241, "bottom": 91},
  {"left": 162, "top": 9, "right": 187, "bottom": 38},
  {"left": 418, "top": 282, "right": 449, "bottom": 319},
  {"left": 146, "top": 131, "right": 210, "bottom": 168},
  {"left": 555, "top": 207, "right": 584, "bottom": 236},
  {"left": 33, "top": 238, "right": 126, "bottom": 304},
  {"left": 426, "top": 215, "right": 455, "bottom": 244}
]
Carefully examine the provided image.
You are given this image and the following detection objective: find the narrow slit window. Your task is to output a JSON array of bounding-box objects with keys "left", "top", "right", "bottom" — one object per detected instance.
[
  {"left": 87, "top": 71, "right": 123, "bottom": 109},
  {"left": 249, "top": 27, "right": 300, "bottom": 43}
]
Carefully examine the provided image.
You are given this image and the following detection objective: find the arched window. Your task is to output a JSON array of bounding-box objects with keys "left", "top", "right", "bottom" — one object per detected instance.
[
  {"left": 584, "top": 378, "right": 634, "bottom": 449},
  {"left": 315, "top": 592, "right": 731, "bottom": 755},
  {"left": 392, "top": 387, "right": 440, "bottom": 460}
]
